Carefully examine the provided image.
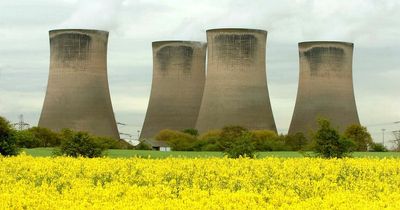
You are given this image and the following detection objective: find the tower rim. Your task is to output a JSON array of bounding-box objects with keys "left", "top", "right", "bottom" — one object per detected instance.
[
  {"left": 299, "top": 41, "right": 353, "bottom": 46},
  {"left": 152, "top": 40, "right": 206, "bottom": 47},
  {"left": 206, "top": 28, "right": 267, "bottom": 34},
  {"left": 49, "top": 29, "right": 109, "bottom": 35}
]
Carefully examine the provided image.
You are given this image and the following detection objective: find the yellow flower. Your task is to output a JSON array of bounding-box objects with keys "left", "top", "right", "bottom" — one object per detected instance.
[{"left": 0, "top": 155, "right": 399, "bottom": 209}]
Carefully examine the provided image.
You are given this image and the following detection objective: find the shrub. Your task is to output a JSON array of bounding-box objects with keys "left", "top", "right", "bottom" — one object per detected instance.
[
  {"left": 220, "top": 126, "right": 248, "bottom": 141},
  {"left": 369, "top": 142, "right": 387, "bottom": 152},
  {"left": 28, "top": 127, "right": 61, "bottom": 147},
  {"left": 57, "top": 130, "right": 106, "bottom": 158},
  {"left": 192, "top": 137, "right": 221, "bottom": 151},
  {"left": 313, "top": 118, "right": 355, "bottom": 158},
  {"left": 218, "top": 126, "right": 256, "bottom": 158},
  {"left": 284, "top": 132, "right": 309, "bottom": 151},
  {"left": 224, "top": 132, "right": 256, "bottom": 158},
  {"left": 194, "top": 130, "right": 223, "bottom": 151},
  {"left": 199, "top": 130, "right": 222, "bottom": 141},
  {"left": 181, "top": 128, "right": 199, "bottom": 137},
  {"left": 251, "top": 130, "right": 287, "bottom": 151},
  {"left": 155, "top": 129, "right": 196, "bottom": 151},
  {"left": 135, "top": 140, "right": 152, "bottom": 150},
  {"left": 0, "top": 116, "right": 19, "bottom": 156},
  {"left": 343, "top": 124, "right": 373, "bottom": 151},
  {"left": 116, "top": 139, "right": 135, "bottom": 149},
  {"left": 13, "top": 130, "right": 41, "bottom": 148},
  {"left": 191, "top": 139, "right": 209, "bottom": 151},
  {"left": 93, "top": 136, "right": 117, "bottom": 149}
]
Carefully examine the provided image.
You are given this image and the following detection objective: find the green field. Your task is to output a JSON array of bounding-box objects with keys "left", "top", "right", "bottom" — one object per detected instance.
[{"left": 22, "top": 148, "right": 400, "bottom": 158}]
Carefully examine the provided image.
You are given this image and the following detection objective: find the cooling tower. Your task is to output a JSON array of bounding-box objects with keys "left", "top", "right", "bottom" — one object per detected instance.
[
  {"left": 38, "top": 29, "right": 119, "bottom": 139},
  {"left": 289, "top": 41, "right": 360, "bottom": 135},
  {"left": 140, "top": 41, "right": 207, "bottom": 138},
  {"left": 195, "top": 28, "right": 277, "bottom": 133}
]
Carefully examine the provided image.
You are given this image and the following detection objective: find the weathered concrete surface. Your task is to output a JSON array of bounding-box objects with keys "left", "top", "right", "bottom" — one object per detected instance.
[
  {"left": 140, "top": 41, "right": 207, "bottom": 138},
  {"left": 289, "top": 41, "right": 360, "bottom": 135},
  {"left": 39, "top": 29, "right": 119, "bottom": 139},
  {"left": 195, "top": 28, "right": 277, "bottom": 133}
]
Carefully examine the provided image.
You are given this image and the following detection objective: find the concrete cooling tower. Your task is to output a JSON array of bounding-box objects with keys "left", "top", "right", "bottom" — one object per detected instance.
[
  {"left": 195, "top": 28, "right": 277, "bottom": 133},
  {"left": 39, "top": 29, "right": 119, "bottom": 139},
  {"left": 289, "top": 41, "right": 360, "bottom": 135},
  {"left": 140, "top": 41, "right": 207, "bottom": 139}
]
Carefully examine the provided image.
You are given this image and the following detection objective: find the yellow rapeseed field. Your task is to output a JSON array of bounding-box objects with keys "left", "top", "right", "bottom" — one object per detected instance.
[{"left": 1, "top": 155, "right": 400, "bottom": 209}]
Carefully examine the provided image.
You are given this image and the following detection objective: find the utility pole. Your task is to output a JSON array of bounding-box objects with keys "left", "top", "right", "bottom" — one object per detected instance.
[
  {"left": 393, "top": 130, "right": 400, "bottom": 151},
  {"left": 13, "top": 114, "right": 30, "bottom": 131},
  {"left": 137, "top": 130, "right": 141, "bottom": 141},
  {"left": 381, "top": 128, "right": 386, "bottom": 146}
]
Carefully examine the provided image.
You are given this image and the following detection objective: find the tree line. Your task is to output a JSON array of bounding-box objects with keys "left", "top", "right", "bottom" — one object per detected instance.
[
  {"left": 1, "top": 115, "right": 389, "bottom": 158},
  {"left": 0, "top": 116, "right": 133, "bottom": 157},
  {"left": 138, "top": 118, "right": 387, "bottom": 158}
]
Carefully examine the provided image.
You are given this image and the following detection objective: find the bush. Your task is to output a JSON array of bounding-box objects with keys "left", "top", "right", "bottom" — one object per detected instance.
[
  {"left": 116, "top": 139, "right": 135, "bottom": 149},
  {"left": 343, "top": 124, "right": 373, "bottom": 151},
  {"left": 251, "top": 130, "right": 287, "bottom": 151},
  {"left": 135, "top": 140, "right": 152, "bottom": 150},
  {"left": 284, "top": 132, "right": 309, "bottom": 151},
  {"left": 181, "top": 128, "right": 199, "bottom": 137},
  {"left": 57, "top": 130, "right": 106, "bottom": 158},
  {"left": 93, "top": 136, "right": 117, "bottom": 149},
  {"left": 218, "top": 126, "right": 256, "bottom": 158},
  {"left": 155, "top": 129, "right": 196, "bottom": 151},
  {"left": 13, "top": 129, "right": 41, "bottom": 148},
  {"left": 194, "top": 130, "right": 223, "bottom": 151},
  {"left": 313, "top": 118, "right": 355, "bottom": 158},
  {"left": 369, "top": 142, "right": 387, "bottom": 152},
  {"left": 0, "top": 116, "right": 19, "bottom": 156},
  {"left": 28, "top": 127, "right": 61, "bottom": 147},
  {"left": 199, "top": 130, "right": 222, "bottom": 141},
  {"left": 224, "top": 132, "right": 256, "bottom": 158}
]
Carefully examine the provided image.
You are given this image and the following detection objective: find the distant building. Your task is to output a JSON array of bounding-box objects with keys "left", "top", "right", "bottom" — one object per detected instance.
[
  {"left": 196, "top": 28, "right": 277, "bottom": 133},
  {"left": 141, "top": 41, "right": 207, "bottom": 139},
  {"left": 144, "top": 139, "right": 171, "bottom": 151},
  {"left": 39, "top": 29, "right": 119, "bottom": 139},
  {"left": 289, "top": 41, "right": 360, "bottom": 135}
]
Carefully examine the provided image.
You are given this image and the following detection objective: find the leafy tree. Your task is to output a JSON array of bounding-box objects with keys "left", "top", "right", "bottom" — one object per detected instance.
[
  {"left": 197, "top": 130, "right": 223, "bottom": 151},
  {"left": 155, "top": 129, "right": 196, "bottom": 151},
  {"left": 198, "top": 129, "right": 221, "bottom": 141},
  {"left": 284, "top": 132, "right": 309, "bottom": 151},
  {"left": 224, "top": 132, "right": 256, "bottom": 158},
  {"left": 369, "top": 142, "right": 387, "bottom": 152},
  {"left": 135, "top": 140, "right": 152, "bottom": 150},
  {"left": 0, "top": 116, "right": 19, "bottom": 156},
  {"left": 57, "top": 130, "right": 106, "bottom": 158},
  {"left": 220, "top": 126, "right": 248, "bottom": 141},
  {"left": 343, "top": 124, "right": 373, "bottom": 151},
  {"left": 13, "top": 129, "right": 41, "bottom": 148},
  {"left": 181, "top": 128, "right": 199, "bottom": 137},
  {"left": 313, "top": 118, "right": 355, "bottom": 158},
  {"left": 251, "top": 130, "right": 287, "bottom": 151},
  {"left": 218, "top": 126, "right": 256, "bottom": 158},
  {"left": 192, "top": 137, "right": 221, "bottom": 151},
  {"left": 193, "top": 129, "right": 224, "bottom": 151},
  {"left": 94, "top": 136, "right": 124, "bottom": 149},
  {"left": 28, "top": 127, "right": 61, "bottom": 147},
  {"left": 115, "top": 139, "right": 135, "bottom": 149}
]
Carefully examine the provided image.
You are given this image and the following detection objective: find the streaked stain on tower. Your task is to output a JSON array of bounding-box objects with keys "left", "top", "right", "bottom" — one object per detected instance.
[
  {"left": 140, "top": 41, "right": 207, "bottom": 138},
  {"left": 289, "top": 41, "right": 360, "bottom": 135},
  {"left": 39, "top": 29, "right": 119, "bottom": 139},
  {"left": 196, "top": 28, "right": 277, "bottom": 133}
]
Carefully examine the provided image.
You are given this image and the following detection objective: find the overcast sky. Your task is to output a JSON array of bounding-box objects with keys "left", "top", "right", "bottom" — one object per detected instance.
[{"left": 0, "top": 0, "right": 399, "bottom": 146}]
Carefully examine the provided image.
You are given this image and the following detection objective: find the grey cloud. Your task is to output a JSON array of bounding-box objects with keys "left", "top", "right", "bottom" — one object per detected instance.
[{"left": 57, "top": 0, "right": 125, "bottom": 30}]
